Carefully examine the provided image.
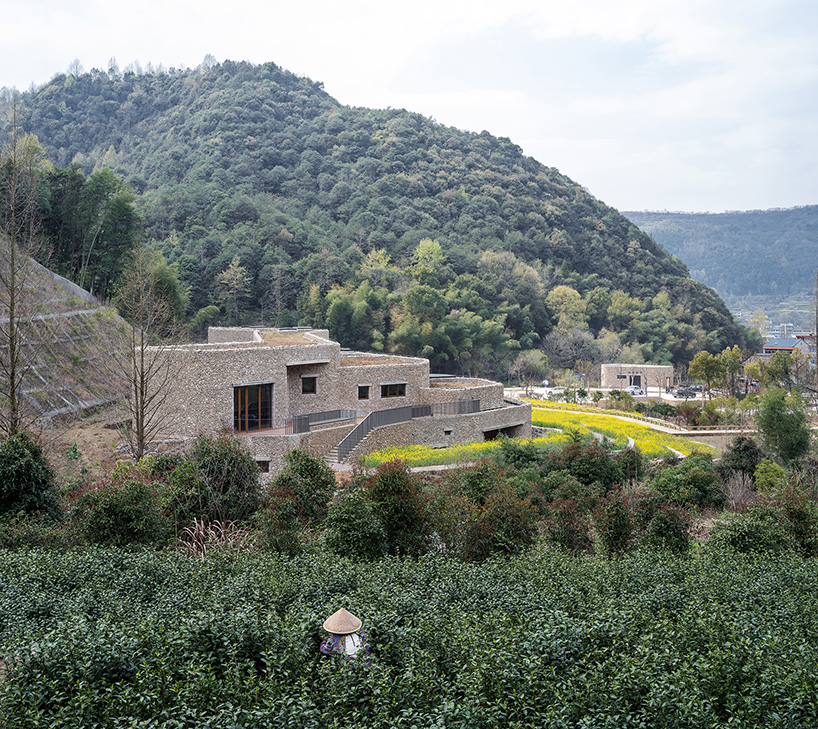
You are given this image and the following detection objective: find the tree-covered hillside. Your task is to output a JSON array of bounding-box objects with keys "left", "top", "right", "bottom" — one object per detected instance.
[
  {"left": 625, "top": 207, "right": 818, "bottom": 315},
  {"left": 4, "top": 60, "right": 751, "bottom": 375}
]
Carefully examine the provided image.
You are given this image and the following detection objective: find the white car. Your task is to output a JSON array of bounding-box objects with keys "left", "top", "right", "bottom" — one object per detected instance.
[{"left": 625, "top": 385, "right": 644, "bottom": 396}]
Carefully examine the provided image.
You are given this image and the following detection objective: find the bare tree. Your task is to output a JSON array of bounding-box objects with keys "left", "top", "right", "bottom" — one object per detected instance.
[
  {"left": 0, "top": 102, "right": 50, "bottom": 436},
  {"left": 114, "top": 242, "right": 185, "bottom": 460}
]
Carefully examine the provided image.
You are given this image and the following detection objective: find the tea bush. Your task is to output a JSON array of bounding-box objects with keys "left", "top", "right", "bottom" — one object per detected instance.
[
  {"left": 255, "top": 449, "right": 335, "bottom": 553},
  {"left": 708, "top": 505, "right": 791, "bottom": 555},
  {"left": 639, "top": 504, "right": 691, "bottom": 555},
  {"left": 593, "top": 490, "right": 633, "bottom": 556},
  {"left": 3, "top": 548, "right": 818, "bottom": 726}
]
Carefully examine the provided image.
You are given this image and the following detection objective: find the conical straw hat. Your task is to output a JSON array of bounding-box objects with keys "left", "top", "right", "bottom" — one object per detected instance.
[{"left": 323, "top": 608, "right": 362, "bottom": 635}]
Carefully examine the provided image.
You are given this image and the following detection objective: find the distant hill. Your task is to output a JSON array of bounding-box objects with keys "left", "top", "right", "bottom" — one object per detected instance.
[
  {"left": 2, "top": 60, "right": 750, "bottom": 370},
  {"left": 624, "top": 207, "right": 818, "bottom": 318}
]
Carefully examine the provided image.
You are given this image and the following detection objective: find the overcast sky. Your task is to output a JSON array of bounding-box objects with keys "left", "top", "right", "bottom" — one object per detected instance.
[{"left": 3, "top": 0, "right": 816, "bottom": 213}]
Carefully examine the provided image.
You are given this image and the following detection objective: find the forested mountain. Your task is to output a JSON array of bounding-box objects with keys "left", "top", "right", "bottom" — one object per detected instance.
[
  {"left": 625, "top": 207, "right": 818, "bottom": 316},
  {"left": 2, "top": 60, "right": 751, "bottom": 376}
]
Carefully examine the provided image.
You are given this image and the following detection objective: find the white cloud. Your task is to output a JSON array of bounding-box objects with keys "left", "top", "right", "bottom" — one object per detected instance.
[{"left": 0, "top": 0, "right": 816, "bottom": 212}]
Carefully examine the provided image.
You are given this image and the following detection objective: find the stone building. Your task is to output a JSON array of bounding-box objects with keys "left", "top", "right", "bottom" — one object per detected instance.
[
  {"left": 600, "top": 363, "right": 674, "bottom": 392},
  {"left": 153, "top": 327, "right": 531, "bottom": 475}
]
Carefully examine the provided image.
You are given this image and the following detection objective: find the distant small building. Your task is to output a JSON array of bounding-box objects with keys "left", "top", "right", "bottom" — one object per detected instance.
[
  {"left": 761, "top": 337, "right": 810, "bottom": 357},
  {"left": 795, "top": 334, "right": 816, "bottom": 366},
  {"left": 600, "top": 363, "right": 673, "bottom": 391}
]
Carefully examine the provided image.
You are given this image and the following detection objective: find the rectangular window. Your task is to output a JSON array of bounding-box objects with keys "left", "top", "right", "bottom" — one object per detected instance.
[
  {"left": 234, "top": 383, "right": 273, "bottom": 432},
  {"left": 256, "top": 460, "right": 270, "bottom": 473},
  {"left": 302, "top": 376, "right": 317, "bottom": 394},
  {"left": 358, "top": 385, "right": 370, "bottom": 400},
  {"left": 381, "top": 383, "right": 406, "bottom": 398}
]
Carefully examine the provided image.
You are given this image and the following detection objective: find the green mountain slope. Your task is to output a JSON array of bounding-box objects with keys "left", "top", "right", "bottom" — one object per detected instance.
[
  {"left": 624, "top": 207, "right": 818, "bottom": 310},
  {"left": 4, "top": 60, "right": 750, "bottom": 372}
]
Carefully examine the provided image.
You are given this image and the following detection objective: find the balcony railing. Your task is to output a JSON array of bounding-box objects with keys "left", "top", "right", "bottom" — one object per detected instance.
[{"left": 287, "top": 409, "right": 358, "bottom": 434}]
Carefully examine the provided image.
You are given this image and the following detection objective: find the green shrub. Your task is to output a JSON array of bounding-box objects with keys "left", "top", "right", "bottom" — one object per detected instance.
[
  {"left": 616, "top": 447, "right": 648, "bottom": 483},
  {"left": 275, "top": 448, "right": 335, "bottom": 524},
  {"left": 778, "top": 489, "right": 818, "bottom": 557},
  {"left": 640, "top": 504, "right": 691, "bottom": 555},
  {"left": 558, "top": 441, "right": 623, "bottom": 491},
  {"left": 463, "top": 484, "right": 537, "bottom": 561},
  {"left": 0, "top": 430, "right": 60, "bottom": 518},
  {"left": 253, "top": 481, "right": 307, "bottom": 554},
  {"left": 427, "top": 481, "right": 476, "bottom": 559},
  {"left": 650, "top": 453, "right": 724, "bottom": 507},
  {"left": 495, "top": 436, "right": 543, "bottom": 468},
  {"left": 322, "top": 486, "right": 386, "bottom": 560},
  {"left": 365, "top": 461, "right": 428, "bottom": 556},
  {"left": 448, "top": 458, "right": 507, "bottom": 505},
  {"left": 629, "top": 490, "right": 666, "bottom": 532},
  {"left": 0, "top": 511, "right": 66, "bottom": 549},
  {"left": 551, "top": 476, "right": 602, "bottom": 514},
  {"left": 708, "top": 505, "right": 791, "bottom": 555},
  {"left": 543, "top": 498, "right": 593, "bottom": 554},
  {"left": 70, "top": 469, "right": 172, "bottom": 547},
  {"left": 182, "top": 432, "right": 261, "bottom": 523},
  {"left": 754, "top": 458, "right": 788, "bottom": 495},
  {"left": 593, "top": 490, "right": 633, "bottom": 557},
  {"left": 718, "top": 436, "right": 764, "bottom": 483},
  {"left": 648, "top": 401, "right": 676, "bottom": 418},
  {"left": 756, "top": 388, "right": 810, "bottom": 465}
]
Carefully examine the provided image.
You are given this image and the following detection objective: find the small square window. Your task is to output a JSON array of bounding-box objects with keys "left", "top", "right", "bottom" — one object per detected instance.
[
  {"left": 358, "top": 385, "right": 370, "bottom": 400},
  {"left": 302, "top": 376, "right": 317, "bottom": 394},
  {"left": 256, "top": 460, "right": 270, "bottom": 473}
]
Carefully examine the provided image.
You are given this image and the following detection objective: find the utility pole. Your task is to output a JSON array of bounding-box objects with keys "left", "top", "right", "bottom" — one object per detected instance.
[{"left": 814, "top": 269, "right": 818, "bottom": 391}]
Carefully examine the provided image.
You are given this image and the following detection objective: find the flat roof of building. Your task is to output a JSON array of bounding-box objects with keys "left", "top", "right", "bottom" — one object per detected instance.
[{"left": 259, "top": 330, "right": 317, "bottom": 347}]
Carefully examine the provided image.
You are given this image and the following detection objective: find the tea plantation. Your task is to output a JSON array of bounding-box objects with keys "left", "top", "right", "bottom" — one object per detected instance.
[{"left": 1, "top": 547, "right": 817, "bottom": 727}]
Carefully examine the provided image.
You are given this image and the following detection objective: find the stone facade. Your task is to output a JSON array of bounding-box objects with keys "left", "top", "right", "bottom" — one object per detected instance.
[
  {"left": 150, "top": 327, "right": 531, "bottom": 476},
  {"left": 600, "top": 363, "right": 674, "bottom": 391}
]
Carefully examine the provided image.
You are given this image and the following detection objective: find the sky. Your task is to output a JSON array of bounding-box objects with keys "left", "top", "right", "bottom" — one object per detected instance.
[{"left": 2, "top": 0, "right": 817, "bottom": 213}]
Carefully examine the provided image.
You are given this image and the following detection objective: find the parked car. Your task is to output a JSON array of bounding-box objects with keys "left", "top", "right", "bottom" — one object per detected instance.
[
  {"left": 625, "top": 385, "right": 644, "bottom": 396},
  {"left": 672, "top": 387, "right": 695, "bottom": 399}
]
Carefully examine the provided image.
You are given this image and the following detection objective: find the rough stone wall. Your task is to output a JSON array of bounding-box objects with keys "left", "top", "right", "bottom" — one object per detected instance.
[
  {"left": 241, "top": 432, "right": 301, "bottom": 480},
  {"left": 286, "top": 361, "right": 335, "bottom": 418},
  {"left": 345, "top": 421, "right": 415, "bottom": 465},
  {"left": 153, "top": 339, "right": 340, "bottom": 437},
  {"left": 421, "top": 379, "right": 504, "bottom": 409},
  {"left": 344, "top": 402, "right": 532, "bottom": 463},
  {"left": 334, "top": 359, "right": 430, "bottom": 415},
  {"left": 300, "top": 422, "right": 356, "bottom": 458}
]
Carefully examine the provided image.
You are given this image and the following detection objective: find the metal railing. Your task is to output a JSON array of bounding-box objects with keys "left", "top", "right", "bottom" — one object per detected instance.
[
  {"left": 336, "top": 399, "right": 481, "bottom": 462},
  {"left": 288, "top": 409, "right": 358, "bottom": 434},
  {"left": 431, "top": 399, "right": 480, "bottom": 415},
  {"left": 337, "top": 405, "right": 415, "bottom": 462}
]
